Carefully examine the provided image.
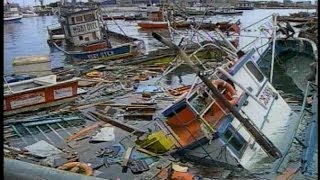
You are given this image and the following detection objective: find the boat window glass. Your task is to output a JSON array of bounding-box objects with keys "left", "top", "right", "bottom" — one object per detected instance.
[
  {"left": 79, "top": 36, "right": 83, "bottom": 40},
  {"left": 85, "top": 37, "right": 90, "bottom": 41},
  {"left": 221, "top": 125, "right": 247, "bottom": 156},
  {"left": 84, "top": 14, "right": 95, "bottom": 21},
  {"left": 71, "top": 17, "right": 75, "bottom": 24},
  {"left": 76, "top": 16, "right": 83, "bottom": 22},
  {"left": 246, "top": 61, "right": 264, "bottom": 82},
  {"left": 188, "top": 92, "right": 207, "bottom": 114}
]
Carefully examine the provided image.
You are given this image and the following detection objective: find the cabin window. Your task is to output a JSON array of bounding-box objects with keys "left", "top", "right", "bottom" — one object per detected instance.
[
  {"left": 71, "top": 17, "right": 75, "bottom": 24},
  {"left": 75, "top": 16, "right": 83, "bottom": 22},
  {"left": 221, "top": 125, "right": 247, "bottom": 157},
  {"left": 188, "top": 91, "right": 209, "bottom": 114},
  {"left": 79, "top": 36, "right": 83, "bottom": 40},
  {"left": 84, "top": 14, "right": 95, "bottom": 21},
  {"left": 92, "top": 32, "right": 97, "bottom": 40},
  {"left": 246, "top": 61, "right": 264, "bottom": 82},
  {"left": 85, "top": 37, "right": 90, "bottom": 41}
]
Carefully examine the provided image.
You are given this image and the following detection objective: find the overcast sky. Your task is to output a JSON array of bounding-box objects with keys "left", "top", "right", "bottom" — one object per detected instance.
[{"left": 7, "top": 0, "right": 316, "bottom": 7}]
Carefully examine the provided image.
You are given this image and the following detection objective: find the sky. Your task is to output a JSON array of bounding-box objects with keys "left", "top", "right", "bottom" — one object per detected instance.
[{"left": 7, "top": 0, "right": 316, "bottom": 7}]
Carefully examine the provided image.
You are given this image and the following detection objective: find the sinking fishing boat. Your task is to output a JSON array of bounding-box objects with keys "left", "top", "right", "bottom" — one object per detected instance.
[
  {"left": 4, "top": 75, "right": 80, "bottom": 116},
  {"left": 137, "top": 21, "right": 169, "bottom": 29},
  {"left": 137, "top": 5, "right": 169, "bottom": 29},
  {"left": 47, "top": 5, "right": 144, "bottom": 61},
  {"left": 148, "top": 28, "right": 318, "bottom": 177}
]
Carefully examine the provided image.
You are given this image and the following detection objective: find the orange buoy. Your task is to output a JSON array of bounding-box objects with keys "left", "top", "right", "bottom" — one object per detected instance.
[
  {"left": 212, "top": 79, "right": 238, "bottom": 105},
  {"left": 86, "top": 71, "right": 103, "bottom": 78},
  {"left": 57, "top": 162, "right": 93, "bottom": 176}
]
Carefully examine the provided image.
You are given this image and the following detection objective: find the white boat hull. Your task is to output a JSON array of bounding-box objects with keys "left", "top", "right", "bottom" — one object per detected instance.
[{"left": 4, "top": 15, "right": 23, "bottom": 22}]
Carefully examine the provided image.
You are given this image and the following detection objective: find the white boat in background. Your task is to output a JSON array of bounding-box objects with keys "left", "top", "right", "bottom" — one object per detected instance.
[
  {"left": 4, "top": 3, "right": 23, "bottom": 23},
  {"left": 22, "top": 10, "right": 39, "bottom": 17}
]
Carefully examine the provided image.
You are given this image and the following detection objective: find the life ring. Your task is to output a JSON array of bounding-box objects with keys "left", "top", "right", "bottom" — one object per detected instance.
[
  {"left": 86, "top": 71, "right": 103, "bottom": 78},
  {"left": 57, "top": 162, "right": 93, "bottom": 176},
  {"left": 212, "top": 79, "right": 238, "bottom": 105}
]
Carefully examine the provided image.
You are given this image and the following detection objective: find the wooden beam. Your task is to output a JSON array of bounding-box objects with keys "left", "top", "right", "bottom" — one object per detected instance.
[
  {"left": 89, "top": 110, "right": 146, "bottom": 136},
  {"left": 122, "top": 147, "right": 134, "bottom": 167}
]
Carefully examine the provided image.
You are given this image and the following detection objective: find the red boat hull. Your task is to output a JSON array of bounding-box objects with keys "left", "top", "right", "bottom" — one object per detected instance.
[
  {"left": 137, "top": 22, "right": 168, "bottom": 29},
  {"left": 4, "top": 80, "right": 79, "bottom": 115}
]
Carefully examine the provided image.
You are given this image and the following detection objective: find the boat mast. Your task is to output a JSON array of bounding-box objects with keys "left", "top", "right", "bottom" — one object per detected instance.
[
  {"left": 152, "top": 32, "right": 283, "bottom": 159},
  {"left": 270, "top": 13, "right": 277, "bottom": 84}
]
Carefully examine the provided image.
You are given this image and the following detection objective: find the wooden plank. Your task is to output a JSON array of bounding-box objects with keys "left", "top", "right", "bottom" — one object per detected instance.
[
  {"left": 89, "top": 110, "right": 146, "bottom": 136},
  {"left": 122, "top": 147, "right": 134, "bottom": 167},
  {"left": 80, "top": 78, "right": 117, "bottom": 84},
  {"left": 98, "top": 104, "right": 150, "bottom": 108},
  {"left": 65, "top": 121, "right": 106, "bottom": 142},
  {"left": 123, "top": 113, "right": 154, "bottom": 120},
  {"left": 125, "top": 107, "right": 156, "bottom": 111},
  {"left": 131, "top": 102, "right": 157, "bottom": 106},
  {"left": 136, "top": 147, "right": 159, "bottom": 157},
  {"left": 73, "top": 101, "right": 112, "bottom": 110}
]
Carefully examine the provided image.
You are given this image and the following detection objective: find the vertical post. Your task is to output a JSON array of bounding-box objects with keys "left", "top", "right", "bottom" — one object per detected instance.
[{"left": 270, "top": 13, "right": 277, "bottom": 84}]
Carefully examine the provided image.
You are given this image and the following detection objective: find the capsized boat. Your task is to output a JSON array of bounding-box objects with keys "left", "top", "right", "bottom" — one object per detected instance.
[
  {"left": 4, "top": 75, "right": 80, "bottom": 116},
  {"left": 149, "top": 31, "right": 317, "bottom": 177}
]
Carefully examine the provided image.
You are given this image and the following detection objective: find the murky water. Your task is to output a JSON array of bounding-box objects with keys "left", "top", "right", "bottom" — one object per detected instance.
[{"left": 4, "top": 8, "right": 315, "bottom": 75}]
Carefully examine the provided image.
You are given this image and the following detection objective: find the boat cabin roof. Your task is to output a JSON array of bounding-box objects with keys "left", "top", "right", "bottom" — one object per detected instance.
[{"left": 60, "top": 8, "right": 98, "bottom": 17}]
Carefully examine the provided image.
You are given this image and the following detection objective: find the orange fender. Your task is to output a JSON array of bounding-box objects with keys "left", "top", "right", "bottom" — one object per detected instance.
[{"left": 57, "top": 162, "right": 93, "bottom": 176}]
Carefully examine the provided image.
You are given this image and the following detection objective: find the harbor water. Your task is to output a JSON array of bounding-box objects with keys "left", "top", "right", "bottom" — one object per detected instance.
[{"left": 4, "top": 8, "right": 315, "bottom": 75}]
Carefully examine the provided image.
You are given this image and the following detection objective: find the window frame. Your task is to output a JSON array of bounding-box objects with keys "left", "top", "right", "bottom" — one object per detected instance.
[
  {"left": 220, "top": 124, "right": 247, "bottom": 157},
  {"left": 245, "top": 61, "right": 265, "bottom": 83},
  {"left": 84, "top": 13, "right": 95, "bottom": 22},
  {"left": 75, "top": 15, "right": 83, "bottom": 23}
]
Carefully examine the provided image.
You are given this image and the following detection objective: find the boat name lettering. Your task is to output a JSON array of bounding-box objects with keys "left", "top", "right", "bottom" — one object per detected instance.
[
  {"left": 10, "top": 92, "right": 46, "bottom": 109},
  {"left": 71, "top": 22, "right": 98, "bottom": 36},
  {"left": 86, "top": 22, "right": 98, "bottom": 31},
  {"left": 259, "top": 86, "right": 273, "bottom": 106},
  {"left": 87, "top": 51, "right": 114, "bottom": 59}
]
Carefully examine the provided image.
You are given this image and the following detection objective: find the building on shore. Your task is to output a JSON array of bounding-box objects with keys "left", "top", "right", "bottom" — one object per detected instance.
[
  {"left": 235, "top": 1, "right": 254, "bottom": 10},
  {"left": 199, "top": 0, "right": 239, "bottom": 7}
]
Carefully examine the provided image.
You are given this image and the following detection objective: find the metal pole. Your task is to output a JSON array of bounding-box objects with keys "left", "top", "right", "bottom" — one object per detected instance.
[
  {"left": 152, "top": 32, "right": 282, "bottom": 159},
  {"left": 270, "top": 13, "right": 277, "bottom": 84},
  {"left": 215, "top": 28, "right": 238, "bottom": 53}
]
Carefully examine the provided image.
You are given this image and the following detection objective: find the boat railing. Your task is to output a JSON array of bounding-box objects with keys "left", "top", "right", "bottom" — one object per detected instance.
[{"left": 47, "top": 23, "right": 61, "bottom": 32}]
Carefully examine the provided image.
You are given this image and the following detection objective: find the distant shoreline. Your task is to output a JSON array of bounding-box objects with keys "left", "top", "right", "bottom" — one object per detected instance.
[{"left": 255, "top": 7, "right": 316, "bottom": 9}]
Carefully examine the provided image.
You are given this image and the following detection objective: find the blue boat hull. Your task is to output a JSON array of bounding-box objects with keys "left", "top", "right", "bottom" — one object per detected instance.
[{"left": 69, "top": 44, "right": 134, "bottom": 61}]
